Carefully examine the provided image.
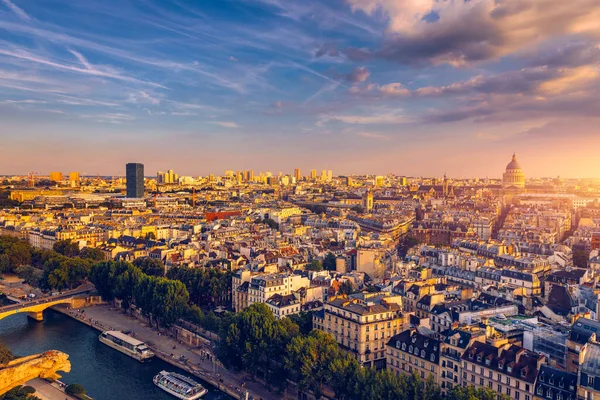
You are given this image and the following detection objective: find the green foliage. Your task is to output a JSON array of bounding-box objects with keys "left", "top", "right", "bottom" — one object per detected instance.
[
  {"left": 323, "top": 252, "right": 337, "bottom": 271},
  {"left": 0, "top": 236, "right": 32, "bottom": 273},
  {"left": 307, "top": 259, "right": 323, "bottom": 272},
  {"left": 288, "top": 311, "right": 314, "bottom": 335},
  {"left": 262, "top": 218, "right": 279, "bottom": 230},
  {"left": 0, "top": 191, "right": 19, "bottom": 208},
  {"left": 0, "top": 341, "right": 14, "bottom": 364},
  {"left": 15, "top": 265, "right": 42, "bottom": 286},
  {"left": 398, "top": 235, "right": 420, "bottom": 257},
  {"left": 285, "top": 330, "right": 345, "bottom": 398},
  {"left": 53, "top": 240, "right": 80, "bottom": 258},
  {"left": 447, "top": 385, "right": 510, "bottom": 400},
  {"left": 338, "top": 280, "right": 354, "bottom": 295},
  {"left": 79, "top": 247, "right": 105, "bottom": 262},
  {"left": 89, "top": 260, "right": 189, "bottom": 328},
  {"left": 217, "top": 303, "right": 299, "bottom": 386},
  {"left": 41, "top": 255, "right": 91, "bottom": 290},
  {"left": 133, "top": 257, "right": 165, "bottom": 277},
  {"left": 166, "top": 266, "right": 231, "bottom": 307},
  {"left": 65, "top": 384, "right": 86, "bottom": 395},
  {"left": 573, "top": 249, "right": 590, "bottom": 269},
  {"left": 0, "top": 385, "right": 40, "bottom": 400}
]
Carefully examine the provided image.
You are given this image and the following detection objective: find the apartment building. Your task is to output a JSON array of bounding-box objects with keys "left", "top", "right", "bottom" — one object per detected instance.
[
  {"left": 462, "top": 342, "right": 544, "bottom": 400},
  {"left": 439, "top": 327, "right": 486, "bottom": 394},
  {"left": 313, "top": 293, "right": 409, "bottom": 369},
  {"left": 386, "top": 329, "right": 442, "bottom": 384},
  {"left": 247, "top": 273, "right": 310, "bottom": 308}
]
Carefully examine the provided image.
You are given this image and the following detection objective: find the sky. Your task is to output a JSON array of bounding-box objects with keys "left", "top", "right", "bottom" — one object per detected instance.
[{"left": 0, "top": 0, "right": 599, "bottom": 178}]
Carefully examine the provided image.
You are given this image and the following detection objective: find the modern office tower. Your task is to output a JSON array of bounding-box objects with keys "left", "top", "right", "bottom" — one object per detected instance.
[
  {"left": 294, "top": 168, "right": 301, "bottom": 182},
  {"left": 310, "top": 169, "right": 317, "bottom": 180},
  {"left": 126, "top": 163, "right": 144, "bottom": 198},
  {"left": 321, "top": 170, "right": 327, "bottom": 181},
  {"left": 249, "top": 170, "right": 254, "bottom": 181},
  {"left": 346, "top": 176, "right": 353, "bottom": 186},
  {"left": 327, "top": 170, "right": 333, "bottom": 181},
  {"left": 49, "top": 172, "right": 63, "bottom": 182}
]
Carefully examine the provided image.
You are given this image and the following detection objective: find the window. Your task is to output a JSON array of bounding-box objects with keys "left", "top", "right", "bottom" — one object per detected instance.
[
  {"left": 537, "top": 386, "right": 543, "bottom": 396},
  {"left": 506, "top": 388, "right": 510, "bottom": 396},
  {"left": 430, "top": 354, "right": 435, "bottom": 362},
  {"left": 507, "top": 378, "right": 511, "bottom": 385},
  {"left": 480, "top": 378, "right": 484, "bottom": 386},
  {"left": 507, "top": 366, "right": 512, "bottom": 373},
  {"left": 421, "top": 350, "right": 425, "bottom": 358},
  {"left": 485, "top": 358, "right": 491, "bottom": 366},
  {"left": 515, "top": 392, "right": 520, "bottom": 400},
  {"left": 402, "top": 343, "right": 406, "bottom": 351}
]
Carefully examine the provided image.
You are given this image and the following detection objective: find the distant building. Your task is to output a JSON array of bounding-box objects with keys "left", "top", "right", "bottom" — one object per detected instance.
[
  {"left": 294, "top": 168, "right": 301, "bottom": 182},
  {"left": 503, "top": 153, "right": 525, "bottom": 189},
  {"left": 49, "top": 172, "right": 63, "bottom": 182},
  {"left": 69, "top": 172, "right": 80, "bottom": 186},
  {"left": 126, "top": 163, "right": 144, "bottom": 198}
]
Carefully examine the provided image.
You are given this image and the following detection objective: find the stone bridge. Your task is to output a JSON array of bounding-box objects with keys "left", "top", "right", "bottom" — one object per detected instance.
[{"left": 0, "top": 284, "right": 94, "bottom": 321}]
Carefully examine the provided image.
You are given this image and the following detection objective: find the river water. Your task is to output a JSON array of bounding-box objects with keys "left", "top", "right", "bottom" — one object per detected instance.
[{"left": 0, "top": 308, "right": 233, "bottom": 400}]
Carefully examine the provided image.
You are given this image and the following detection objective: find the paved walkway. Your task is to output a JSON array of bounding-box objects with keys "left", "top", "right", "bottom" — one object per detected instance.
[
  {"left": 58, "top": 305, "right": 284, "bottom": 400},
  {"left": 26, "top": 378, "right": 76, "bottom": 400}
]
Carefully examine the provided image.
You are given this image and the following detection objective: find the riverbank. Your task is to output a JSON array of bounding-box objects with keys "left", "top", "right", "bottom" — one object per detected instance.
[
  {"left": 52, "top": 305, "right": 282, "bottom": 400},
  {"left": 25, "top": 378, "right": 77, "bottom": 400}
]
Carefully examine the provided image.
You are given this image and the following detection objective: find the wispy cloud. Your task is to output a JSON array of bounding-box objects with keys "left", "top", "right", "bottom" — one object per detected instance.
[
  {"left": 1, "top": 0, "right": 31, "bottom": 21},
  {"left": 212, "top": 121, "right": 240, "bottom": 128},
  {"left": 0, "top": 47, "right": 167, "bottom": 88}
]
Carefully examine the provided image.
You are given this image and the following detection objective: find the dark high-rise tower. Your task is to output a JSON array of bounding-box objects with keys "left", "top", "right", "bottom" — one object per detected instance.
[{"left": 126, "top": 163, "right": 144, "bottom": 198}]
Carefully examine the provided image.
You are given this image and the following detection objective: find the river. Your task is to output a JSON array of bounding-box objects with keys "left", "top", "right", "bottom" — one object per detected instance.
[{"left": 0, "top": 308, "right": 233, "bottom": 400}]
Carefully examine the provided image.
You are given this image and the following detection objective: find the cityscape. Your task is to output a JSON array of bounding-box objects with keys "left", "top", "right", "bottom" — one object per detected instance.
[{"left": 1, "top": 1, "right": 600, "bottom": 400}]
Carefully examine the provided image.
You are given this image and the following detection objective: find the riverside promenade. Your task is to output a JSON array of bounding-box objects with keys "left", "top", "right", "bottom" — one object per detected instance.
[{"left": 53, "top": 305, "right": 283, "bottom": 400}]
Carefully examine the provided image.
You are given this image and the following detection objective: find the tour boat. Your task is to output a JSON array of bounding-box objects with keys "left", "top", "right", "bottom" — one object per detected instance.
[
  {"left": 153, "top": 370, "right": 208, "bottom": 399},
  {"left": 98, "top": 330, "right": 154, "bottom": 362}
]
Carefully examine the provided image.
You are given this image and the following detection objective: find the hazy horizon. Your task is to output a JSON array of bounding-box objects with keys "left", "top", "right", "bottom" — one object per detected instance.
[{"left": 1, "top": 0, "right": 599, "bottom": 178}]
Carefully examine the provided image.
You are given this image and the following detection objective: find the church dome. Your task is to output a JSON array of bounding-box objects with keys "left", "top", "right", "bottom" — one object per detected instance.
[
  {"left": 506, "top": 154, "right": 521, "bottom": 170},
  {"left": 502, "top": 153, "right": 525, "bottom": 190}
]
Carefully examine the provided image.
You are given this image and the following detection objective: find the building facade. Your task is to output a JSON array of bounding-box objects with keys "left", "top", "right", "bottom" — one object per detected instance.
[{"left": 126, "top": 163, "right": 145, "bottom": 198}]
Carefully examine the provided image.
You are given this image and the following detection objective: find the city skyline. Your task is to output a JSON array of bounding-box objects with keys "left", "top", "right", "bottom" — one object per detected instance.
[{"left": 1, "top": 0, "right": 599, "bottom": 177}]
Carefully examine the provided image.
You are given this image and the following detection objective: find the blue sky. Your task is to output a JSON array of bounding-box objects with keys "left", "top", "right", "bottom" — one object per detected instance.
[{"left": 0, "top": 0, "right": 599, "bottom": 178}]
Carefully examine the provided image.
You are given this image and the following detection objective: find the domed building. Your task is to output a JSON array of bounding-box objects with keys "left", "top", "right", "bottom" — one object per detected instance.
[{"left": 503, "top": 153, "right": 525, "bottom": 189}]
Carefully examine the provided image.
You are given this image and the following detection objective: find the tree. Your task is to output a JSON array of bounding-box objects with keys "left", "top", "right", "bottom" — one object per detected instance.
[
  {"left": 15, "top": 265, "right": 42, "bottom": 287},
  {"left": 79, "top": 247, "right": 105, "bottom": 262},
  {"left": 447, "top": 385, "right": 510, "bottom": 400},
  {"left": 53, "top": 240, "right": 80, "bottom": 258},
  {"left": 573, "top": 249, "right": 590, "bottom": 269},
  {"left": 338, "top": 280, "right": 354, "bottom": 295},
  {"left": 133, "top": 257, "right": 165, "bottom": 277},
  {"left": 398, "top": 235, "right": 419, "bottom": 257},
  {"left": 307, "top": 260, "right": 323, "bottom": 272},
  {"left": 288, "top": 311, "right": 314, "bottom": 335},
  {"left": 0, "top": 385, "right": 40, "bottom": 400},
  {"left": 65, "top": 384, "right": 86, "bottom": 396},
  {"left": 285, "top": 330, "right": 343, "bottom": 399},
  {"left": 323, "top": 252, "right": 337, "bottom": 271}
]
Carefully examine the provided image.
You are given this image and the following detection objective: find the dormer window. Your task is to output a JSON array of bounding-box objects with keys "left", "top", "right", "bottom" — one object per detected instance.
[
  {"left": 430, "top": 354, "right": 435, "bottom": 362},
  {"left": 477, "top": 355, "right": 482, "bottom": 362},
  {"left": 549, "top": 378, "right": 554, "bottom": 385},
  {"left": 409, "top": 345, "right": 413, "bottom": 353},
  {"left": 557, "top": 394, "right": 562, "bottom": 400},
  {"left": 469, "top": 352, "right": 474, "bottom": 359},
  {"left": 540, "top": 374, "right": 545, "bottom": 382},
  {"left": 559, "top": 381, "right": 564, "bottom": 388},
  {"left": 412, "top": 336, "right": 417, "bottom": 343},
  {"left": 521, "top": 369, "right": 527, "bottom": 378},
  {"left": 485, "top": 358, "right": 491, "bottom": 366},
  {"left": 421, "top": 350, "right": 425, "bottom": 358},
  {"left": 537, "top": 386, "right": 543, "bottom": 396},
  {"left": 498, "top": 362, "right": 504, "bottom": 369},
  {"left": 402, "top": 343, "right": 406, "bottom": 351}
]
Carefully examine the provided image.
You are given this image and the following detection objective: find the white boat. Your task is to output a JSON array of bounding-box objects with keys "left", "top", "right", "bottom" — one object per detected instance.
[
  {"left": 99, "top": 330, "right": 154, "bottom": 362},
  {"left": 153, "top": 370, "right": 208, "bottom": 400}
]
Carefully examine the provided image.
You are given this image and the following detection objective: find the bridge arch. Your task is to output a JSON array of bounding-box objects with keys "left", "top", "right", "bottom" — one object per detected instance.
[{"left": 0, "top": 298, "right": 74, "bottom": 322}]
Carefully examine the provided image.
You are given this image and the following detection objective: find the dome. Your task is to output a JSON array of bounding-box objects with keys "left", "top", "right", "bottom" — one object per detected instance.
[{"left": 506, "top": 154, "right": 521, "bottom": 170}]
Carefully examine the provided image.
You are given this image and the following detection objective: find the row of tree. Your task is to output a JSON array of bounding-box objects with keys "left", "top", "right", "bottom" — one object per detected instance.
[
  {"left": 89, "top": 261, "right": 189, "bottom": 328},
  {"left": 217, "top": 304, "right": 507, "bottom": 400},
  {"left": 166, "top": 266, "right": 231, "bottom": 307}
]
